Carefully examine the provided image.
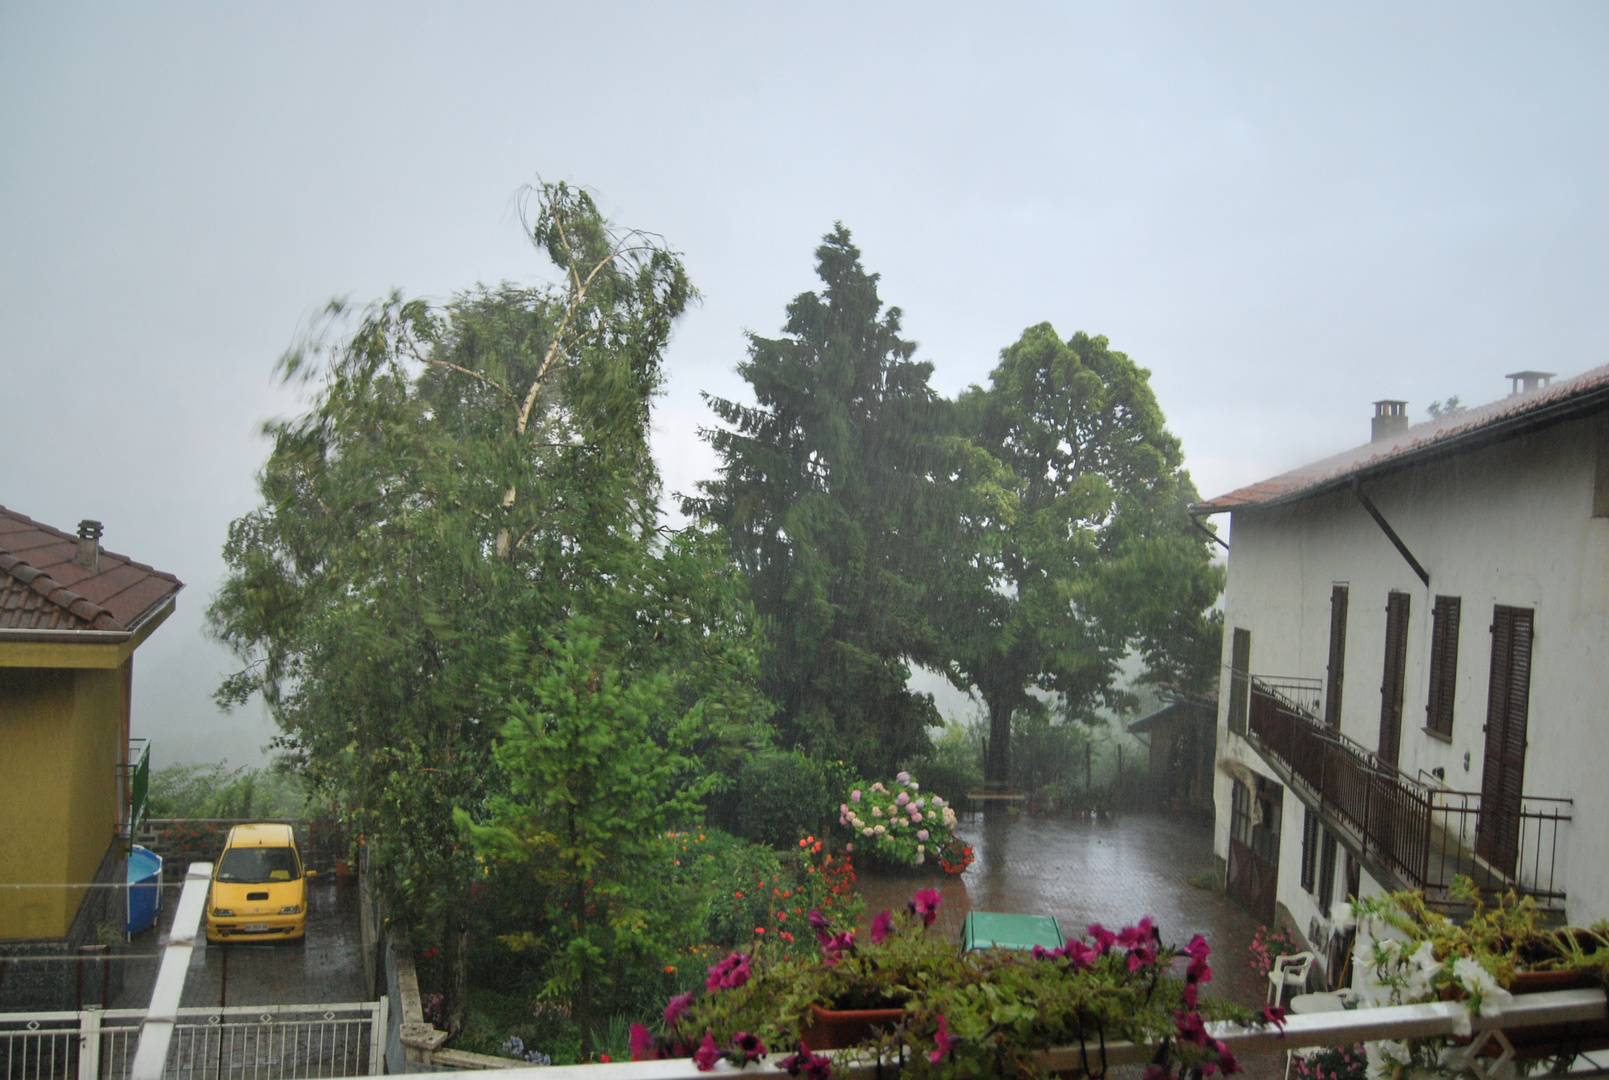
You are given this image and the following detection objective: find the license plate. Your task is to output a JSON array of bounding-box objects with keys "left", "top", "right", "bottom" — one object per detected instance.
[{"left": 244, "top": 924, "right": 269, "bottom": 932}]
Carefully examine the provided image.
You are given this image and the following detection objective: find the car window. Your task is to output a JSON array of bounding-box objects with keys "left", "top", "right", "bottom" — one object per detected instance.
[{"left": 217, "top": 846, "right": 301, "bottom": 883}]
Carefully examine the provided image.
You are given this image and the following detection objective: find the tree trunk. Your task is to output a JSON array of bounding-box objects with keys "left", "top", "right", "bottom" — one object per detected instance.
[
  {"left": 573, "top": 879, "right": 594, "bottom": 1057},
  {"left": 983, "top": 693, "right": 1012, "bottom": 818},
  {"left": 441, "top": 895, "right": 471, "bottom": 1036}
]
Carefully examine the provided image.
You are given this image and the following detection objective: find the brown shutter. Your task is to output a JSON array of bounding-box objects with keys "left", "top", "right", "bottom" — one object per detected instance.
[
  {"left": 1317, "top": 830, "right": 1338, "bottom": 916},
  {"left": 1478, "top": 606, "right": 1533, "bottom": 872},
  {"left": 1325, "top": 585, "right": 1349, "bottom": 729},
  {"left": 1300, "top": 807, "right": 1319, "bottom": 892},
  {"left": 1378, "top": 591, "right": 1411, "bottom": 768},
  {"left": 1228, "top": 628, "right": 1251, "bottom": 735},
  {"left": 1426, "top": 596, "right": 1461, "bottom": 737}
]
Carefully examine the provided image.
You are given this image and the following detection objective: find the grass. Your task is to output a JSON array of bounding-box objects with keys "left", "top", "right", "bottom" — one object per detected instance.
[{"left": 1186, "top": 870, "right": 1220, "bottom": 892}]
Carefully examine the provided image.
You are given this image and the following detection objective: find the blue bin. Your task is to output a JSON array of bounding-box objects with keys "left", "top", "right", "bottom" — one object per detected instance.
[{"left": 126, "top": 845, "right": 163, "bottom": 936}]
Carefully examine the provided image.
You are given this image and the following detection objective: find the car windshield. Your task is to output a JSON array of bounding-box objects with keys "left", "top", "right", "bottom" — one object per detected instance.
[{"left": 217, "top": 846, "right": 301, "bottom": 884}]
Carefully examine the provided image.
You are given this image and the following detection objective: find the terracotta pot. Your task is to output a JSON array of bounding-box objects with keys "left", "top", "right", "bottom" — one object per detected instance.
[{"left": 797, "top": 1004, "right": 905, "bottom": 1050}]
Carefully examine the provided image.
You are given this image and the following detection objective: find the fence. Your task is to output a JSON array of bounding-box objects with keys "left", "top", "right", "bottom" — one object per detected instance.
[
  {"left": 1246, "top": 677, "right": 1570, "bottom": 908},
  {"left": 0, "top": 1003, "right": 383, "bottom": 1080}
]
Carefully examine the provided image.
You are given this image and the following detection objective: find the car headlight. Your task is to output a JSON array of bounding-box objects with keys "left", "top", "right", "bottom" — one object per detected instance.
[
  {"left": 213, "top": 909, "right": 235, "bottom": 917},
  {"left": 279, "top": 906, "right": 301, "bottom": 915}
]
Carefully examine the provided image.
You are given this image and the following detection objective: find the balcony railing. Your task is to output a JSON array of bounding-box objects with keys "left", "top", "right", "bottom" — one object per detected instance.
[{"left": 1244, "top": 677, "right": 1570, "bottom": 909}]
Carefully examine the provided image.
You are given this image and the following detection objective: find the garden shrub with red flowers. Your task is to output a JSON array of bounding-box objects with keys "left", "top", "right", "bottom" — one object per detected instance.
[
  {"left": 630, "top": 887, "right": 1257, "bottom": 1079},
  {"left": 840, "top": 772, "right": 962, "bottom": 869}
]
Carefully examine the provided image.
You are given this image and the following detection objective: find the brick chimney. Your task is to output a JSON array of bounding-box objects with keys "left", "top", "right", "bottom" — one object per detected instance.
[
  {"left": 74, "top": 520, "right": 103, "bottom": 572},
  {"left": 1372, "top": 400, "right": 1408, "bottom": 443}
]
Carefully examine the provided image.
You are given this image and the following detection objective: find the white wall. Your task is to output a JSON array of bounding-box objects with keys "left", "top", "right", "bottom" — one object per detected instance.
[{"left": 1211, "top": 414, "right": 1609, "bottom": 925}]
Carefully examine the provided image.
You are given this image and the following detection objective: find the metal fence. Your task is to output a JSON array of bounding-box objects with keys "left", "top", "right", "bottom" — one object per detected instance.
[
  {"left": 0, "top": 1003, "right": 382, "bottom": 1080},
  {"left": 1246, "top": 677, "right": 1571, "bottom": 909}
]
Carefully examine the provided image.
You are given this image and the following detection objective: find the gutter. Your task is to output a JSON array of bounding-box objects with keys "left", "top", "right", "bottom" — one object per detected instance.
[{"left": 0, "top": 593, "right": 179, "bottom": 643}]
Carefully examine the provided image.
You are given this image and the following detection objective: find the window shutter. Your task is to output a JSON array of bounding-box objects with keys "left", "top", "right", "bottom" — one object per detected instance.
[
  {"left": 1317, "top": 830, "right": 1338, "bottom": 916},
  {"left": 1325, "top": 585, "right": 1349, "bottom": 729},
  {"left": 1378, "top": 591, "right": 1411, "bottom": 768},
  {"left": 1477, "top": 606, "right": 1533, "bottom": 873},
  {"left": 1426, "top": 596, "right": 1461, "bottom": 736},
  {"left": 1229, "top": 628, "right": 1251, "bottom": 736},
  {"left": 1300, "top": 807, "right": 1319, "bottom": 892}
]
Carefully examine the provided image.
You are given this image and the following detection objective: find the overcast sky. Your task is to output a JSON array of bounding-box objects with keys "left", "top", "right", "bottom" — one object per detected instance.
[{"left": 3, "top": 3, "right": 1605, "bottom": 766}]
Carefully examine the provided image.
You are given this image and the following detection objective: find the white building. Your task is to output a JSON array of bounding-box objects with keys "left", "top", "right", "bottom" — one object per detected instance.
[{"left": 1195, "top": 367, "right": 1609, "bottom": 984}]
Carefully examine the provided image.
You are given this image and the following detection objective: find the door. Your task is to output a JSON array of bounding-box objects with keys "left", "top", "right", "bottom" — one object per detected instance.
[
  {"left": 1477, "top": 606, "right": 1534, "bottom": 873},
  {"left": 1378, "top": 591, "right": 1411, "bottom": 768}
]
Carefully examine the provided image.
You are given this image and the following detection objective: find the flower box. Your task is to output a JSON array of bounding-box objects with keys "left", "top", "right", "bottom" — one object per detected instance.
[{"left": 797, "top": 1004, "right": 906, "bottom": 1050}]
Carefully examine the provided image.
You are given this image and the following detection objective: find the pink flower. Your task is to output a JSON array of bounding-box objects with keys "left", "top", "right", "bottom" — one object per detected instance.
[
  {"left": 1260, "top": 1006, "right": 1287, "bottom": 1031},
  {"left": 909, "top": 811, "right": 923, "bottom": 823},
  {"left": 851, "top": 790, "right": 862, "bottom": 803},
  {"left": 1088, "top": 924, "right": 1118, "bottom": 953},
  {"left": 1182, "top": 982, "right": 1199, "bottom": 1007},
  {"left": 897, "top": 771, "right": 911, "bottom": 783},
  {"left": 1143, "top": 1066, "right": 1172, "bottom": 1080},
  {"left": 896, "top": 792, "right": 910, "bottom": 806},
  {"left": 731, "top": 1032, "right": 767, "bottom": 1064},
  {"left": 664, "top": 991, "right": 694, "bottom": 1025},
  {"left": 1184, "top": 934, "right": 1212, "bottom": 961},
  {"left": 630, "top": 1023, "right": 656, "bottom": 1061},
  {"left": 872, "top": 910, "right": 894, "bottom": 944},
  {"left": 1213, "top": 1039, "right": 1241, "bottom": 1076},
  {"left": 916, "top": 829, "right": 930, "bottom": 841},
  {"left": 808, "top": 910, "right": 831, "bottom": 932},
  {"left": 706, "top": 952, "right": 751, "bottom": 991},
  {"left": 908, "top": 888, "right": 942, "bottom": 926},
  {"left": 928, "top": 1014, "right": 959, "bottom": 1064},
  {"left": 1061, "top": 941, "right": 1098, "bottom": 970},
  {"left": 780, "top": 1042, "right": 833, "bottom": 1080},
  {"left": 694, "top": 1033, "right": 721, "bottom": 1072},
  {"left": 1174, "top": 1011, "right": 1210, "bottom": 1047},
  {"left": 820, "top": 930, "right": 856, "bottom": 964}
]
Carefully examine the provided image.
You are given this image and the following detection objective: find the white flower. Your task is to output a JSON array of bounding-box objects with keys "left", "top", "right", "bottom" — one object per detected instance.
[
  {"left": 874, "top": 825, "right": 886, "bottom": 835},
  {"left": 915, "top": 853, "right": 925, "bottom": 865},
  {"left": 909, "top": 782, "right": 919, "bottom": 790},
  {"left": 1332, "top": 902, "right": 1356, "bottom": 931},
  {"left": 863, "top": 827, "right": 874, "bottom": 836},
  {"left": 1452, "top": 957, "right": 1514, "bottom": 1018},
  {"left": 1365, "top": 1040, "right": 1412, "bottom": 1078},
  {"left": 917, "top": 844, "right": 925, "bottom": 854},
  {"left": 872, "top": 806, "right": 884, "bottom": 817}
]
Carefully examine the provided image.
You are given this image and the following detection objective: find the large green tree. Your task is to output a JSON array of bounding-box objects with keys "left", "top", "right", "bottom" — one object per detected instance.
[
  {"left": 686, "top": 226, "right": 958, "bottom": 776},
  {"left": 942, "top": 324, "right": 1222, "bottom": 796},
  {"left": 207, "top": 183, "right": 767, "bottom": 1032}
]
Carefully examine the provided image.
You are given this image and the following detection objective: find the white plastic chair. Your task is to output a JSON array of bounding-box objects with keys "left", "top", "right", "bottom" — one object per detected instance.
[{"left": 1266, "top": 951, "right": 1315, "bottom": 1008}]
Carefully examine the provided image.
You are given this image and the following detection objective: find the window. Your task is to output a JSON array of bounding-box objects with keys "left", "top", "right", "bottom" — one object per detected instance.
[
  {"left": 1228, "top": 628, "right": 1251, "bottom": 735},
  {"left": 1477, "top": 606, "right": 1535, "bottom": 872},
  {"left": 1325, "top": 585, "right": 1349, "bottom": 729},
  {"left": 1300, "top": 807, "right": 1319, "bottom": 892},
  {"left": 1317, "top": 830, "right": 1338, "bottom": 916},
  {"left": 1426, "top": 596, "right": 1461, "bottom": 738},
  {"left": 1378, "top": 591, "right": 1411, "bottom": 767}
]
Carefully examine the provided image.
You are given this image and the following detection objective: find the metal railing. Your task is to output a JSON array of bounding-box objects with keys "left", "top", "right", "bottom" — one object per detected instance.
[
  {"left": 119, "top": 740, "right": 151, "bottom": 839},
  {"left": 1245, "top": 678, "right": 1570, "bottom": 908}
]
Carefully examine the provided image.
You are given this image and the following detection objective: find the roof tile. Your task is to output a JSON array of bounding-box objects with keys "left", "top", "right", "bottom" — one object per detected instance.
[{"left": 0, "top": 506, "right": 183, "bottom": 634}]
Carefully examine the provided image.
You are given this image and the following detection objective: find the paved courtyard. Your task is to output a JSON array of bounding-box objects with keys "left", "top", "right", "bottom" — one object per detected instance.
[{"left": 855, "top": 811, "right": 1286, "bottom": 1080}]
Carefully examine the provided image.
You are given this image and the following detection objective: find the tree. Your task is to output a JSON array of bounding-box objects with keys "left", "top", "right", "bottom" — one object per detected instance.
[
  {"left": 942, "top": 324, "right": 1222, "bottom": 797},
  {"left": 457, "top": 625, "right": 711, "bottom": 1055},
  {"left": 207, "top": 183, "right": 711, "bottom": 1033},
  {"left": 685, "top": 226, "right": 956, "bottom": 776}
]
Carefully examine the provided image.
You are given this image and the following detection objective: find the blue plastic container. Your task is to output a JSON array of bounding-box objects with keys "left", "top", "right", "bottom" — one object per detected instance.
[{"left": 126, "top": 845, "right": 163, "bottom": 936}]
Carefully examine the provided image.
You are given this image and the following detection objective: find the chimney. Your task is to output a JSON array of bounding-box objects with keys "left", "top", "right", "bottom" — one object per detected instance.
[
  {"left": 1372, "top": 400, "right": 1408, "bottom": 443},
  {"left": 74, "top": 520, "right": 103, "bottom": 572},
  {"left": 1505, "top": 370, "right": 1555, "bottom": 396}
]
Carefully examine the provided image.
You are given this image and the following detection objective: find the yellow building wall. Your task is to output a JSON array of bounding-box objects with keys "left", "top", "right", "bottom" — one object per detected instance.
[{"left": 0, "top": 663, "right": 125, "bottom": 939}]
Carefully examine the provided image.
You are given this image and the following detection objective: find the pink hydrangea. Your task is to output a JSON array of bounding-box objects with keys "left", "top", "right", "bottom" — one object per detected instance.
[
  {"left": 897, "top": 771, "right": 911, "bottom": 783},
  {"left": 916, "top": 828, "right": 930, "bottom": 841},
  {"left": 851, "top": 790, "right": 861, "bottom": 802}
]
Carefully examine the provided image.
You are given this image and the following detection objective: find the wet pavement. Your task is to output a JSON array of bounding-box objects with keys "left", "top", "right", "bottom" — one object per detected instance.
[
  {"left": 114, "top": 878, "right": 369, "bottom": 1009},
  {"left": 855, "top": 811, "right": 1285, "bottom": 1080}
]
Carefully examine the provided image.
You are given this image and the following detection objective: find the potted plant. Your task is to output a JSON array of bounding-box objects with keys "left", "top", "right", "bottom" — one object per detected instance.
[
  {"left": 631, "top": 888, "right": 1261, "bottom": 1079},
  {"left": 1350, "top": 876, "right": 1609, "bottom": 1076}
]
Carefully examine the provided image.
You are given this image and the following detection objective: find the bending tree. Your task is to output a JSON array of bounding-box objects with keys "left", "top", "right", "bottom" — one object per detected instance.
[
  {"left": 942, "top": 324, "right": 1222, "bottom": 797},
  {"left": 685, "top": 226, "right": 958, "bottom": 776},
  {"left": 208, "top": 184, "right": 767, "bottom": 1032}
]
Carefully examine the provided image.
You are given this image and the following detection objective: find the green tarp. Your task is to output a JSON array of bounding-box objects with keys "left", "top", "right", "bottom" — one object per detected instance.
[{"left": 961, "top": 911, "right": 1065, "bottom": 952}]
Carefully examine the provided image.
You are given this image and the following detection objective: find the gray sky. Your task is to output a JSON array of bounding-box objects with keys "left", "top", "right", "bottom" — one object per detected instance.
[{"left": 3, "top": 3, "right": 1605, "bottom": 766}]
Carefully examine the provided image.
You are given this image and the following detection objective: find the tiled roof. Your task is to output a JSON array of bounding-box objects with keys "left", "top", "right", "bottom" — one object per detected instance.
[
  {"left": 1195, "top": 363, "right": 1609, "bottom": 513},
  {"left": 0, "top": 506, "right": 183, "bottom": 633}
]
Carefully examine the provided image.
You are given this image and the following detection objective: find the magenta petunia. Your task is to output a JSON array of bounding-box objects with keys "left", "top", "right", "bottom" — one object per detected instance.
[
  {"left": 928, "top": 1014, "right": 960, "bottom": 1064},
  {"left": 664, "top": 991, "right": 694, "bottom": 1025},
  {"left": 871, "top": 910, "right": 894, "bottom": 944},
  {"left": 908, "top": 888, "right": 942, "bottom": 926},
  {"left": 731, "top": 1032, "right": 767, "bottom": 1064},
  {"left": 630, "top": 1023, "right": 656, "bottom": 1061},
  {"left": 693, "top": 1033, "right": 721, "bottom": 1072}
]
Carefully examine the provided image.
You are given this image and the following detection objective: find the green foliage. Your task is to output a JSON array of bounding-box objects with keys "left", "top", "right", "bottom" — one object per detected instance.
[
  {"left": 710, "top": 751, "right": 855, "bottom": 850},
  {"left": 688, "top": 225, "right": 965, "bottom": 777},
  {"left": 944, "top": 324, "right": 1224, "bottom": 788},
  {"left": 905, "top": 722, "right": 983, "bottom": 808},
  {"left": 459, "top": 626, "right": 716, "bottom": 1051},
  {"left": 675, "top": 829, "right": 787, "bottom": 946},
  {"left": 147, "top": 761, "right": 311, "bottom": 820},
  {"left": 842, "top": 773, "right": 960, "bottom": 869}
]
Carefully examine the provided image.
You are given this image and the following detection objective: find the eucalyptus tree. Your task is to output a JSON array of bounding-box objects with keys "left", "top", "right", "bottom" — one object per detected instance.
[
  {"left": 686, "top": 226, "right": 959, "bottom": 776},
  {"left": 943, "top": 324, "right": 1222, "bottom": 797},
  {"left": 207, "top": 183, "right": 768, "bottom": 1032}
]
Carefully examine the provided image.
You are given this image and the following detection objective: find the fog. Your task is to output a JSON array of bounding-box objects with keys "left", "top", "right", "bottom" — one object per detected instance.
[{"left": 2, "top": 3, "right": 1604, "bottom": 765}]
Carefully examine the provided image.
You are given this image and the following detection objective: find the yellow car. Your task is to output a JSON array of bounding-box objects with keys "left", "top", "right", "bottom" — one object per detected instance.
[{"left": 206, "top": 823, "right": 316, "bottom": 942}]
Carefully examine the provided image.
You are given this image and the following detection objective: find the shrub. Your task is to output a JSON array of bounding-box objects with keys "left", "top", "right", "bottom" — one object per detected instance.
[
  {"left": 1249, "top": 924, "right": 1308, "bottom": 978},
  {"left": 841, "top": 772, "right": 960, "bottom": 869},
  {"left": 1291, "top": 1043, "right": 1368, "bottom": 1080},
  {"left": 906, "top": 723, "right": 982, "bottom": 807},
  {"left": 714, "top": 751, "right": 854, "bottom": 850}
]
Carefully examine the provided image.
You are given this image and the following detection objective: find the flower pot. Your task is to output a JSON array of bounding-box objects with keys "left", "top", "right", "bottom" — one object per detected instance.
[
  {"left": 798, "top": 1004, "right": 905, "bottom": 1050},
  {"left": 1452, "top": 970, "right": 1609, "bottom": 1064}
]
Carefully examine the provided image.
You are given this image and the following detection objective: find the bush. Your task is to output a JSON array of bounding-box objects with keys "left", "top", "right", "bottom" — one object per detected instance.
[
  {"left": 906, "top": 723, "right": 982, "bottom": 806},
  {"left": 675, "top": 829, "right": 786, "bottom": 947},
  {"left": 712, "top": 751, "right": 853, "bottom": 849},
  {"left": 147, "top": 760, "right": 311, "bottom": 819},
  {"left": 1291, "top": 1044, "right": 1368, "bottom": 1080},
  {"left": 841, "top": 772, "right": 960, "bottom": 869}
]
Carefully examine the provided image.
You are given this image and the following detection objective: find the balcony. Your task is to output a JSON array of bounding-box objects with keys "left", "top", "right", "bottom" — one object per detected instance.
[{"left": 1240, "top": 675, "right": 1570, "bottom": 911}]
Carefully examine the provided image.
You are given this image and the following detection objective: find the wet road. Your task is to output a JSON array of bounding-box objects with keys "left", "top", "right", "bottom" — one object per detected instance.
[{"left": 115, "top": 878, "right": 369, "bottom": 1009}]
